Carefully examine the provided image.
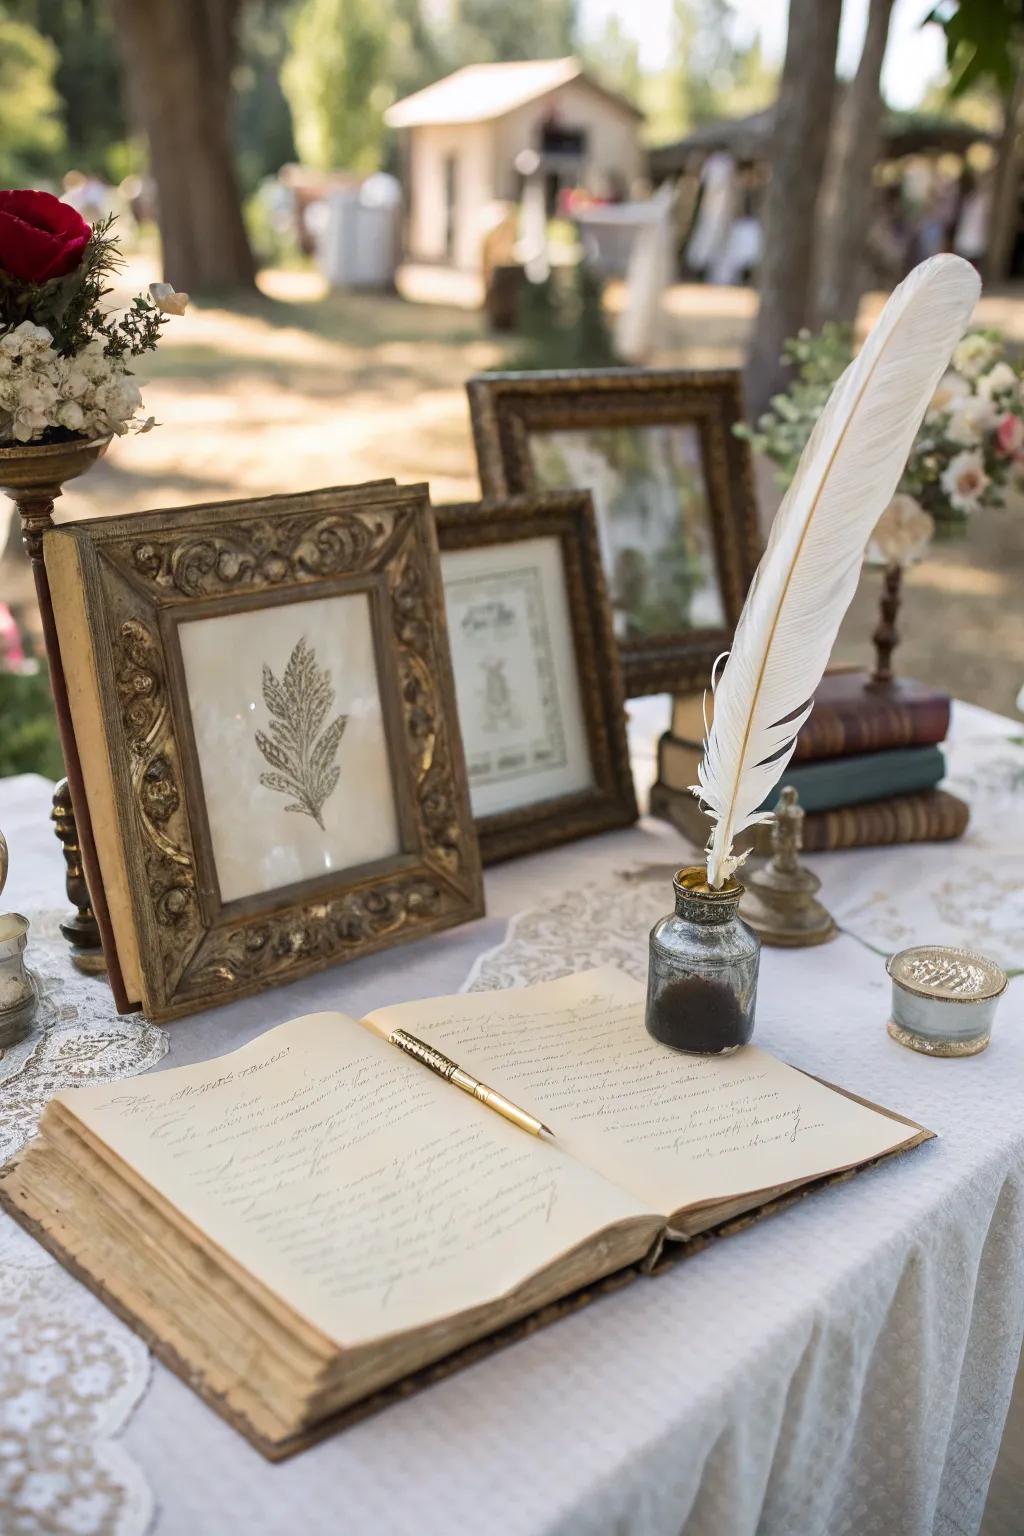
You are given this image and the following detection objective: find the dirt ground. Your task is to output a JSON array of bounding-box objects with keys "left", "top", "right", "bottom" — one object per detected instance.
[{"left": 2, "top": 260, "right": 1022, "bottom": 717}]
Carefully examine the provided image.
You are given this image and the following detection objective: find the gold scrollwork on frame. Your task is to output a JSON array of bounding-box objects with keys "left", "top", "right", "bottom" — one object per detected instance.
[{"left": 48, "top": 483, "right": 483, "bottom": 1020}]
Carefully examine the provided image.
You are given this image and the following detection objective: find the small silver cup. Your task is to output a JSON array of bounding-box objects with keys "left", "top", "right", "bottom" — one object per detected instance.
[{"left": 887, "top": 944, "right": 1008, "bottom": 1057}]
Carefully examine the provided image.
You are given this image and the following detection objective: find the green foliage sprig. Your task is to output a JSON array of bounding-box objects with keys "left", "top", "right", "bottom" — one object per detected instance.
[
  {"left": 0, "top": 668, "right": 64, "bottom": 781},
  {"left": 735, "top": 324, "right": 853, "bottom": 486}
]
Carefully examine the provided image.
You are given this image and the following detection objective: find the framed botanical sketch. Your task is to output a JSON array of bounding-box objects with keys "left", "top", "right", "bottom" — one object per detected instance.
[
  {"left": 435, "top": 493, "right": 637, "bottom": 862},
  {"left": 44, "top": 482, "right": 484, "bottom": 1020},
  {"left": 466, "top": 368, "right": 762, "bottom": 696}
]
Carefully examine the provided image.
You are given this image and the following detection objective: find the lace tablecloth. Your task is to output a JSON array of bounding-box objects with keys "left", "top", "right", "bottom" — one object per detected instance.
[{"left": 0, "top": 700, "right": 1022, "bottom": 1536}]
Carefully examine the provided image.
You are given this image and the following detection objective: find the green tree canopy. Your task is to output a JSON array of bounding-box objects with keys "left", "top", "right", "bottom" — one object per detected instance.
[
  {"left": 450, "top": 0, "right": 576, "bottom": 64},
  {"left": 6, "top": 0, "right": 128, "bottom": 179},
  {"left": 0, "top": 17, "right": 65, "bottom": 185},
  {"left": 925, "top": 0, "right": 1024, "bottom": 97},
  {"left": 283, "top": 0, "right": 390, "bottom": 174}
]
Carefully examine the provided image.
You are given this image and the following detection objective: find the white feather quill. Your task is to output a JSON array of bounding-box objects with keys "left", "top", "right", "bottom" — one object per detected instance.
[{"left": 695, "top": 254, "right": 980, "bottom": 888}]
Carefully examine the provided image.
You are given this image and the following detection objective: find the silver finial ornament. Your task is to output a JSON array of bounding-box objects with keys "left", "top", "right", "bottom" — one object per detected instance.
[{"left": 0, "top": 827, "right": 38, "bottom": 1047}]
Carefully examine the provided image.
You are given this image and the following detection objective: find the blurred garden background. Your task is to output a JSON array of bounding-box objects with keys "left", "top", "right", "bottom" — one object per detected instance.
[{"left": 2, "top": 0, "right": 1024, "bottom": 777}]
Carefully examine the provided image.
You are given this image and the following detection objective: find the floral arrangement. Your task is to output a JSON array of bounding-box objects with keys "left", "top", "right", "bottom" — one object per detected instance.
[
  {"left": 0, "top": 189, "right": 185, "bottom": 447},
  {"left": 740, "top": 323, "right": 1024, "bottom": 533}
]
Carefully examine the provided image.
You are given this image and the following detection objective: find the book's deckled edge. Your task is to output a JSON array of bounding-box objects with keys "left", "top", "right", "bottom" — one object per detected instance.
[{"left": 0, "top": 1077, "right": 932, "bottom": 1461}]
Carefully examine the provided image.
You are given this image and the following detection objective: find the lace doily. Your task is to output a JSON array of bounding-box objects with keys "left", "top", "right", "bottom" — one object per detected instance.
[
  {"left": 465, "top": 876, "right": 664, "bottom": 993},
  {"left": 0, "top": 910, "right": 167, "bottom": 1536}
]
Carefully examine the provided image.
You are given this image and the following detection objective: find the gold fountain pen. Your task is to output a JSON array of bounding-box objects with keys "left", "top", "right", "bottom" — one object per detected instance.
[{"left": 388, "top": 1029, "right": 554, "bottom": 1139}]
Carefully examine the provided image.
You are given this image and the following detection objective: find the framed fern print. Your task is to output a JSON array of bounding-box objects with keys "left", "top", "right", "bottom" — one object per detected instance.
[
  {"left": 42, "top": 482, "right": 484, "bottom": 1020},
  {"left": 178, "top": 593, "right": 401, "bottom": 902}
]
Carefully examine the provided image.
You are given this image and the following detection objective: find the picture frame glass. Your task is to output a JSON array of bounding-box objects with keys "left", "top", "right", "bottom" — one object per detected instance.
[
  {"left": 525, "top": 423, "right": 727, "bottom": 639},
  {"left": 178, "top": 591, "right": 401, "bottom": 904},
  {"left": 440, "top": 535, "right": 594, "bottom": 819}
]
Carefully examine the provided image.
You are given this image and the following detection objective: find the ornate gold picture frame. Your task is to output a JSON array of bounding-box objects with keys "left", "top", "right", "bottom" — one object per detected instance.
[
  {"left": 44, "top": 483, "right": 484, "bottom": 1020},
  {"left": 435, "top": 493, "right": 637, "bottom": 862},
  {"left": 467, "top": 368, "right": 762, "bottom": 696}
]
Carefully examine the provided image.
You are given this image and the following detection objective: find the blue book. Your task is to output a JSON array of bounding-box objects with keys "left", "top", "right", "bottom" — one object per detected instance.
[{"left": 658, "top": 739, "right": 946, "bottom": 816}]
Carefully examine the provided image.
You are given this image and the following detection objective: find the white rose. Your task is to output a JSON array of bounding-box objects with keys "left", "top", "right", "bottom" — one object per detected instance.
[
  {"left": 17, "top": 385, "right": 49, "bottom": 414},
  {"left": 928, "top": 371, "right": 970, "bottom": 417},
  {"left": 866, "top": 493, "right": 934, "bottom": 568},
  {"left": 941, "top": 448, "right": 989, "bottom": 513},
  {"left": 977, "top": 362, "right": 1017, "bottom": 401},
  {"left": 148, "top": 281, "right": 189, "bottom": 316},
  {"left": 57, "top": 400, "right": 85, "bottom": 432},
  {"left": 58, "top": 362, "right": 91, "bottom": 400},
  {"left": 77, "top": 339, "right": 111, "bottom": 382},
  {"left": 947, "top": 395, "right": 996, "bottom": 446},
  {"left": 1, "top": 320, "right": 54, "bottom": 358},
  {"left": 13, "top": 408, "right": 49, "bottom": 443},
  {"left": 952, "top": 333, "right": 1000, "bottom": 379}
]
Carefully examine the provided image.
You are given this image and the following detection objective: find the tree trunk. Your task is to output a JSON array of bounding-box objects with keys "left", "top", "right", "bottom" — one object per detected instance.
[
  {"left": 815, "top": 0, "right": 895, "bottom": 326},
  {"left": 111, "top": 0, "right": 256, "bottom": 294},
  {"left": 986, "top": 64, "right": 1024, "bottom": 283},
  {"left": 744, "top": 0, "right": 843, "bottom": 420}
]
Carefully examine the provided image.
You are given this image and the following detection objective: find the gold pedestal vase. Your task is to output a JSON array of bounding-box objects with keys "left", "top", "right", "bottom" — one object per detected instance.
[{"left": 0, "top": 435, "right": 112, "bottom": 974}]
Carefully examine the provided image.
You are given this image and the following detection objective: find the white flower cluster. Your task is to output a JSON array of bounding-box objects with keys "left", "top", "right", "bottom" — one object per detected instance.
[
  {"left": 920, "top": 336, "right": 1024, "bottom": 519},
  {"left": 0, "top": 320, "right": 146, "bottom": 446}
]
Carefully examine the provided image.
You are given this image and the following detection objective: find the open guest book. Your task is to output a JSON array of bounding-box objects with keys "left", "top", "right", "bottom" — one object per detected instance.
[{"left": 0, "top": 968, "right": 931, "bottom": 1458}]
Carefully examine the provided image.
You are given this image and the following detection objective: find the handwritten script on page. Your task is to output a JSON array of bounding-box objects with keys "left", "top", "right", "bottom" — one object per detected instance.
[
  {"left": 365, "top": 968, "right": 915, "bottom": 1217},
  {"left": 57, "top": 1012, "right": 646, "bottom": 1345}
]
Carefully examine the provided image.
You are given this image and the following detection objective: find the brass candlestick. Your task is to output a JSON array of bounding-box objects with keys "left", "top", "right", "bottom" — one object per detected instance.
[
  {"left": 0, "top": 436, "right": 111, "bottom": 974},
  {"left": 51, "top": 777, "right": 106, "bottom": 974},
  {"left": 869, "top": 560, "right": 902, "bottom": 688},
  {"left": 739, "top": 787, "right": 837, "bottom": 947}
]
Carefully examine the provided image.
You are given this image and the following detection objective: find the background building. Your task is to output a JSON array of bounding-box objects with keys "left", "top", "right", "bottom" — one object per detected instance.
[{"left": 386, "top": 57, "right": 643, "bottom": 270}]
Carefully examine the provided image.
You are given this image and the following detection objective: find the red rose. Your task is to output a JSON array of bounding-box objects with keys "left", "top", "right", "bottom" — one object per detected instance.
[{"left": 0, "top": 190, "right": 91, "bottom": 285}]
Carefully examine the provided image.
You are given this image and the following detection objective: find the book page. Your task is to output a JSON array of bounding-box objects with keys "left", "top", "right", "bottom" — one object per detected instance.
[
  {"left": 53, "top": 1011, "right": 651, "bottom": 1348},
  {"left": 363, "top": 968, "right": 923, "bottom": 1220}
]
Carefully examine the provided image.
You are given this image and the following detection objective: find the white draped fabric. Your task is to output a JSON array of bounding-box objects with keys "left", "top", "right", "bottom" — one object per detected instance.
[{"left": 0, "top": 699, "right": 1021, "bottom": 1536}]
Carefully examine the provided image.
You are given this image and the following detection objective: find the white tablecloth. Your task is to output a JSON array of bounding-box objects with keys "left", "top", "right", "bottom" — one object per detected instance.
[{"left": 1, "top": 699, "right": 1022, "bottom": 1536}]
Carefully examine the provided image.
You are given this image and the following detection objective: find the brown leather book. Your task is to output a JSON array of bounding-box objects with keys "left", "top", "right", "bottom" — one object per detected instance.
[
  {"left": 671, "top": 669, "right": 951, "bottom": 763},
  {"left": 649, "top": 781, "right": 969, "bottom": 855}
]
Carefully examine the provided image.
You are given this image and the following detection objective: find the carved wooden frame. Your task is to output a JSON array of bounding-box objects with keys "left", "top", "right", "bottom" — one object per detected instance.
[
  {"left": 46, "top": 483, "right": 484, "bottom": 1020},
  {"left": 435, "top": 493, "right": 638, "bottom": 863},
  {"left": 466, "top": 368, "right": 762, "bottom": 696}
]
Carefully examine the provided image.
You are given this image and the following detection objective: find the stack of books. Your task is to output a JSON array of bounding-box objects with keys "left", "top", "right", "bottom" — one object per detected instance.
[{"left": 650, "top": 667, "right": 969, "bottom": 854}]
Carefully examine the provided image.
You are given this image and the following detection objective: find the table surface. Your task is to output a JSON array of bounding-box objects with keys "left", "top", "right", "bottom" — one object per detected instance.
[{"left": 1, "top": 697, "right": 1022, "bottom": 1536}]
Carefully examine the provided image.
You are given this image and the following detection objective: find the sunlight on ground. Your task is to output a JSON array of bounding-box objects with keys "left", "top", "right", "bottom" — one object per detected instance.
[{"left": 2, "top": 259, "right": 1021, "bottom": 715}]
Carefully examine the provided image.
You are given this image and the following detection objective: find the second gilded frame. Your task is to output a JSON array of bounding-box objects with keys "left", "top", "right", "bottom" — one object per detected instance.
[
  {"left": 467, "top": 367, "right": 762, "bottom": 696},
  {"left": 435, "top": 493, "right": 637, "bottom": 862}
]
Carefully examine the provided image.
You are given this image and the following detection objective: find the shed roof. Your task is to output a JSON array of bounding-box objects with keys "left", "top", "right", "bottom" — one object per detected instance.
[
  {"left": 385, "top": 58, "right": 642, "bottom": 129},
  {"left": 648, "top": 105, "right": 993, "bottom": 175}
]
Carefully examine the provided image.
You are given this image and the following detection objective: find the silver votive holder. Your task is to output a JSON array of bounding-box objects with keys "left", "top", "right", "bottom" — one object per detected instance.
[
  {"left": 0, "top": 912, "right": 37, "bottom": 1048},
  {"left": 887, "top": 944, "right": 1008, "bottom": 1057}
]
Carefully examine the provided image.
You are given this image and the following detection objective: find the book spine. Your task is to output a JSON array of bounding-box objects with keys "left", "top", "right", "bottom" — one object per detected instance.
[
  {"left": 763, "top": 746, "right": 945, "bottom": 814},
  {"left": 649, "top": 781, "right": 969, "bottom": 855},
  {"left": 792, "top": 696, "right": 951, "bottom": 761},
  {"left": 759, "top": 790, "right": 969, "bottom": 854},
  {"left": 657, "top": 737, "right": 946, "bottom": 814}
]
